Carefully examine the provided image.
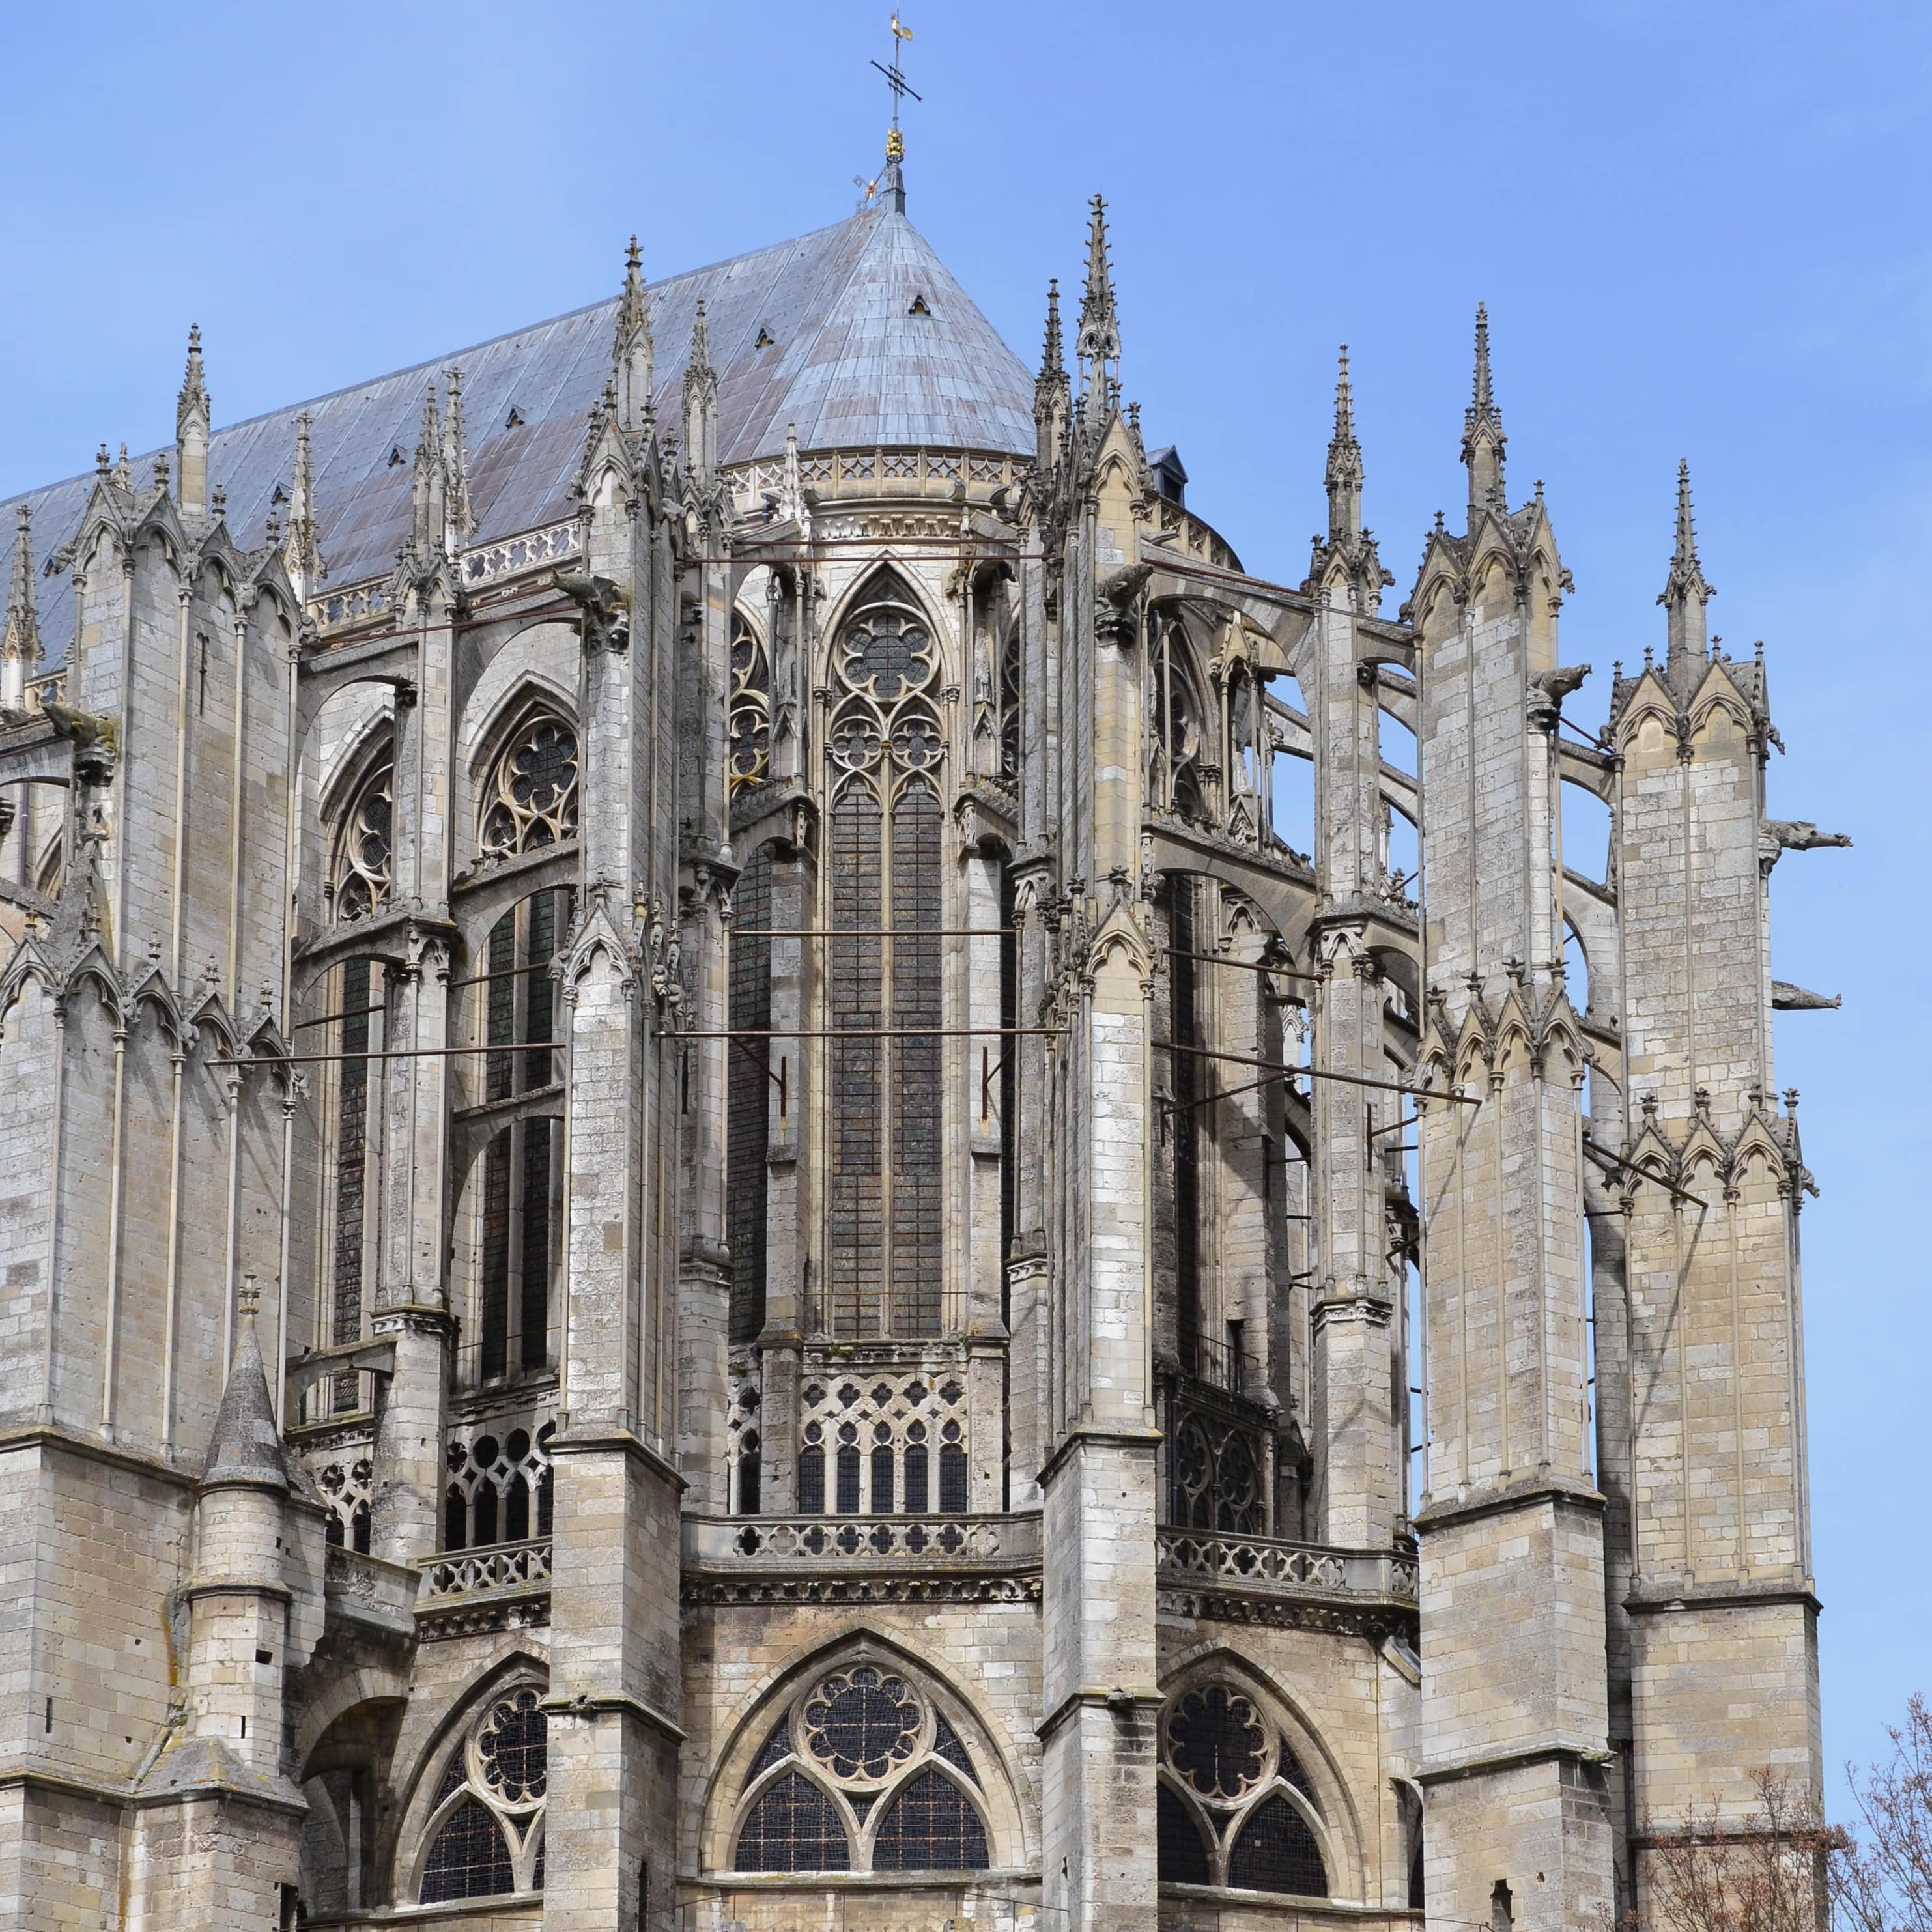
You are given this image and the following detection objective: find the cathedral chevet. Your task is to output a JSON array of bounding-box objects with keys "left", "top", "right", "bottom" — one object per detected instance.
[{"left": 0, "top": 120, "right": 1837, "bottom": 1932}]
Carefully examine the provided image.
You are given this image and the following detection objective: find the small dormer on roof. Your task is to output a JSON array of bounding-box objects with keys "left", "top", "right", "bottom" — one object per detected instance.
[{"left": 1147, "top": 446, "right": 1187, "bottom": 508}]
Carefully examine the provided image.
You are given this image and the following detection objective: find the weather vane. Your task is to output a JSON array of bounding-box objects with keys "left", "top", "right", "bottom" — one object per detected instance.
[{"left": 871, "top": 12, "right": 918, "bottom": 162}]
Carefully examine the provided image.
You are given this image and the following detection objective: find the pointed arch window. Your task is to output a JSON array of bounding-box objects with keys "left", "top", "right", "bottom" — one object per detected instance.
[
  {"left": 1156, "top": 1682, "right": 1331, "bottom": 1899},
  {"left": 330, "top": 754, "right": 393, "bottom": 924},
  {"left": 823, "top": 572, "right": 945, "bottom": 1339},
  {"left": 729, "top": 1662, "right": 991, "bottom": 1875},
  {"left": 481, "top": 705, "right": 578, "bottom": 857},
  {"left": 418, "top": 1687, "right": 547, "bottom": 1902},
  {"left": 729, "top": 613, "right": 772, "bottom": 795},
  {"left": 1152, "top": 625, "right": 1209, "bottom": 826}
]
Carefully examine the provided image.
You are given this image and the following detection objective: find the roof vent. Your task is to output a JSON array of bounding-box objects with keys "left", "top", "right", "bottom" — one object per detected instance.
[
  {"left": 505, "top": 406, "right": 526, "bottom": 429},
  {"left": 270, "top": 483, "right": 288, "bottom": 505},
  {"left": 756, "top": 327, "right": 776, "bottom": 349},
  {"left": 387, "top": 446, "right": 405, "bottom": 468},
  {"left": 908, "top": 293, "right": 931, "bottom": 317}
]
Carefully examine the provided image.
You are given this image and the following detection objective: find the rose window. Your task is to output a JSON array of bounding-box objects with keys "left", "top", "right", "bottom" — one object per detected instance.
[
  {"left": 477, "top": 1689, "right": 548, "bottom": 1806},
  {"left": 803, "top": 1666, "right": 921, "bottom": 1781},
  {"left": 1167, "top": 1686, "right": 1267, "bottom": 1801}
]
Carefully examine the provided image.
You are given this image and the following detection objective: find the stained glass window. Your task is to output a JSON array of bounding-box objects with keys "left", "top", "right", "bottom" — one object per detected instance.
[
  {"left": 478, "top": 1691, "right": 547, "bottom": 1805},
  {"left": 872, "top": 1769, "right": 989, "bottom": 1872},
  {"left": 932, "top": 1714, "right": 977, "bottom": 1785},
  {"left": 734, "top": 1771, "right": 851, "bottom": 1873},
  {"left": 332, "top": 759, "right": 393, "bottom": 924},
  {"left": 1158, "top": 1781, "right": 1212, "bottom": 1886},
  {"left": 1168, "top": 877, "right": 1202, "bottom": 1372},
  {"left": 823, "top": 573, "right": 946, "bottom": 1342},
  {"left": 1168, "top": 1687, "right": 1267, "bottom": 1802},
  {"left": 803, "top": 1668, "right": 920, "bottom": 1780},
  {"left": 1227, "top": 1793, "right": 1328, "bottom": 1899},
  {"left": 329, "top": 956, "right": 373, "bottom": 1410},
  {"left": 481, "top": 708, "right": 578, "bottom": 856},
  {"left": 420, "top": 1797, "right": 515, "bottom": 1903},
  {"left": 727, "top": 847, "right": 772, "bottom": 1343}
]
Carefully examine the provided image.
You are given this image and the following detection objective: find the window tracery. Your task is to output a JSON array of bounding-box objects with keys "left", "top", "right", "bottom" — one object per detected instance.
[
  {"left": 418, "top": 1686, "right": 547, "bottom": 1902},
  {"left": 823, "top": 572, "right": 946, "bottom": 1341},
  {"left": 730, "top": 1662, "right": 991, "bottom": 1875},
  {"left": 1156, "top": 1682, "right": 1331, "bottom": 1898},
  {"left": 480, "top": 706, "right": 578, "bottom": 857},
  {"left": 1152, "top": 626, "right": 1209, "bottom": 826},
  {"left": 729, "top": 614, "right": 771, "bottom": 795},
  {"left": 795, "top": 1372, "right": 969, "bottom": 1518},
  {"left": 330, "top": 758, "right": 393, "bottom": 924}
]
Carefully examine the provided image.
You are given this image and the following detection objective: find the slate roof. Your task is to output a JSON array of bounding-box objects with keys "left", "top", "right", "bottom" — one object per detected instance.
[{"left": 2, "top": 201, "right": 1036, "bottom": 664}]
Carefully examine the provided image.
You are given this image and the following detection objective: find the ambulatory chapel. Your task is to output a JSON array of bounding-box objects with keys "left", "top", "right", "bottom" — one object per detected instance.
[{"left": 0, "top": 137, "right": 1836, "bottom": 1929}]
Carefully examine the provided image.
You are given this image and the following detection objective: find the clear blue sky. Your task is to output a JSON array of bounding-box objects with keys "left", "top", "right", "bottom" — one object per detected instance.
[{"left": 3, "top": 1, "right": 1923, "bottom": 1818}]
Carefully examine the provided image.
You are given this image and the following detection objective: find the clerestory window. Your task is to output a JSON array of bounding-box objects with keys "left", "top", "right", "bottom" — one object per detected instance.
[{"left": 821, "top": 572, "right": 945, "bottom": 1339}]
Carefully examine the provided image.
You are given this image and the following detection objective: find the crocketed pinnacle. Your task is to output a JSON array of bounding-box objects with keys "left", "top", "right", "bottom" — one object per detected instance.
[
  {"left": 177, "top": 323, "right": 209, "bottom": 424},
  {"left": 614, "top": 234, "right": 655, "bottom": 433},
  {"left": 1659, "top": 457, "right": 1714, "bottom": 665},
  {"left": 1461, "top": 302, "right": 1506, "bottom": 515},
  {"left": 683, "top": 300, "right": 719, "bottom": 478},
  {"left": 1041, "top": 277, "right": 1064, "bottom": 379},
  {"left": 443, "top": 366, "right": 473, "bottom": 543},
  {"left": 410, "top": 384, "right": 446, "bottom": 552},
  {"left": 1075, "top": 194, "right": 1120, "bottom": 388},
  {"left": 1326, "top": 345, "right": 1364, "bottom": 541},
  {"left": 3, "top": 505, "right": 40, "bottom": 690}
]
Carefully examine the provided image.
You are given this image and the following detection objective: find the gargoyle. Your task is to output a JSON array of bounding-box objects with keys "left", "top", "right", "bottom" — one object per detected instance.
[
  {"left": 556, "top": 571, "right": 631, "bottom": 651},
  {"left": 1530, "top": 663, "right": 1592, "bottom": 703},
  {"left": 1772, "top": 981, "right": 1841, "bottom": 1011},
  {"left": 1764, "top": 819, "right": 1851, "bottom": 851}
]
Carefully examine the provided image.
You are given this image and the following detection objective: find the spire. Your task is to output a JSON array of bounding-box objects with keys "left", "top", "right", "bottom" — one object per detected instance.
[
  {"left": 1325, "top": 345, "right": 1364, "bottom": 543},
  {"left": 201, "top": 1280, "right": 289, "bottom": 1492},
  {"left": 410, "top": 383, "right": 446, "bottom": 555},
  {"left": 2, "top": 505, "right": 40, "bottom": 709},
  {"left": 175, "top": 323, "right": 212, "bottom": 516},
  {"left": 1460, "top": 303, "right": 1506, "bottom": 517},
  {"left": 1075, "top": 195, "right": 1121, "bottom": 399},
  {"left": 443, "top": 365, "right": 473, "bottom": 550},
  {"left": 1034, "top": 279, "right": 1071, "bottom": 466},
  {"left": 683, "top": 300, "right": 719, "bottom": 480},
  {"left": 285, "top": 412, "right": 322, "bottom": 599},
  {"left": 613, "top": 235, "right": 655, "bottom": 434},
  {"left": 1658, "top": 458, "right": 1714, "bottom": 665}
]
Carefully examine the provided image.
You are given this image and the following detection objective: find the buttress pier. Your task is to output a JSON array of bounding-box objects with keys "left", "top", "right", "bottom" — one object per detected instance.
[{"left": 0, "top": 165, "right": 1836, "bottom": 1931}]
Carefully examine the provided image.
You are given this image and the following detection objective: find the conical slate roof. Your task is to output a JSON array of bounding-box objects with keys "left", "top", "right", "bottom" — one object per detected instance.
[
  {"left": 1, "top": 200, "right": 1035, "bottom": 666},
  {"left": 202, "top": 1304, "right": 290, "bottom": 1492}
]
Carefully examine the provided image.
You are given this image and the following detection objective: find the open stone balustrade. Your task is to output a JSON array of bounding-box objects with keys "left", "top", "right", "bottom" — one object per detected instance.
[
  {"left": 685, "top": 1513, "right": 1040, "bottom": 1571},
  {"left": 1156, "top": 1528, "right": 1419, "bottom": 1605}
]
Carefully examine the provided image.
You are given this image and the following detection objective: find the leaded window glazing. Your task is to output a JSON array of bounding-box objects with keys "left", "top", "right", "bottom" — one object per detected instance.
[
  {"left": 1157, "top": 1681, "right": 1331, "bottom": 1898},
  {"left": 823, "top": 573, "right": 945, "bottom": 1340},
  {"left": 417, "top": 1684, "right": 547, "bottom": 1901},
  {"left": 331, "top": 758, "right": 393, "bottom": 924},
  {"left": 730, "top": 1660, "right": 991, "bottom": 1875},
  {"left": 728, "top": 847, "right": 773, "bottom": 1343},
  {"left": 481, "top": 707, "right": 578, "bottom": 857}
]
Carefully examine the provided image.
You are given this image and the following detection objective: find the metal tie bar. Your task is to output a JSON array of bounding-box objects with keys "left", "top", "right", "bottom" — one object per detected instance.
[{"left": 1154, "top": 1039, "right": 1480, "bottom": 1105}]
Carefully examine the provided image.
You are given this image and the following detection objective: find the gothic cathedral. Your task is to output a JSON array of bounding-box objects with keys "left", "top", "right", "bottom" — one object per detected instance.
[{"left": 0, "top": 150, "right": 1836, "bottom": 1929}]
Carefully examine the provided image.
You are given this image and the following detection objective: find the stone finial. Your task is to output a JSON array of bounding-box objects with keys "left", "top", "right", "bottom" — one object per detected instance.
[
  {"left": 285, "top": 412, "right": 322, "bottom": 597},
  {"left": 613, "top": 235, "right": 655, "bottom": 434},
  {"left": 1075, "top": 194, "right": 1121, "bottom": 392},
  {"left": 683, "top": 300, "right": 719, "bottom": 481},
  {"left": 1033, "top": 279, "right": 1071, "bottom": 468},
  {"left": 410, "top": 383, "right": 446, "bottom": 555},
  {"left": 443, "top": 367, "right": 474, "bottom": 547},
  {"left": 1461, "top": 303, "right": 1506, "bottom": 515},
  {"left": 176, "top": 323, "right": 212, "bottom": 517},
  {"left": 1326, "top": 345, "right": 1364, "bottom": 543},
  {"left": 3, "top": 505, "right": 41, "bottom": 707},
  {"left": 1658, "top": 458, "right": 1714, "bottom": 666},
  {"left": 115, "top": 443, "right": 132, "bottom": 489}
]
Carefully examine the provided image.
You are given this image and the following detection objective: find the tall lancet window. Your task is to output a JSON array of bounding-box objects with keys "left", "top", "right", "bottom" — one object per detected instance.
[
  {"left": 824, "top": 572, "right": 945, "bottom": 1339},
  {"left": 322, "top": 743, "right": 395, "bottom": 1410},
  {"left": 728, "top": 845, "right": 773, "bottom": 1342}
]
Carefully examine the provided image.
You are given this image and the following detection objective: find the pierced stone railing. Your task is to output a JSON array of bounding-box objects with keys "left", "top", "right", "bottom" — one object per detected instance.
[
  {"left": 460, "top": 517, "right": 580, "bottom": 590},
  {"left": 313, "top": 580, "right": 391, "bottom": 638},
  {"left": 422, "top": 1537, "right": 553, "bottom": 1600},
  {"left": 1157, "top": 1529, "right": 1418, "bottom": 1604},
  {"left": 685, "top": 1513, "right": 1040, "bottom": 1570}
]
